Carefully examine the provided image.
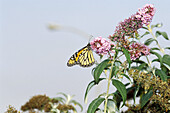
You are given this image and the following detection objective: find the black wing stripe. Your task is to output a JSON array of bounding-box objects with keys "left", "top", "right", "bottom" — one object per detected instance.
[{"left": 88, "top": 52, "right": 91, "bottom": 65}]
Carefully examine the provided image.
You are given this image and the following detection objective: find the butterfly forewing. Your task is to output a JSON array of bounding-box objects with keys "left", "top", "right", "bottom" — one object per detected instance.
[{"left": 67, "top": 53, "right": 78, "bottom": 66}]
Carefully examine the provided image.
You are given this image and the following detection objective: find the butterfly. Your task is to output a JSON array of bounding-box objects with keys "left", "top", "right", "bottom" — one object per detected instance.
[{"left": 67, "top": 43, "right": 95, "bottom": 67}]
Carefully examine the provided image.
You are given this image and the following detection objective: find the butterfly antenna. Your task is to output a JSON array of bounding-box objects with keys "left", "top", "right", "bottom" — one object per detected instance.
[{"left": 88, "top": 35, "right": 94, "bottom": 43}]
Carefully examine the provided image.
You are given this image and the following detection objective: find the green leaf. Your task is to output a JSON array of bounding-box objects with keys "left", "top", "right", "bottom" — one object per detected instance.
[
  {"left": 91, "top": 67, "right": 96, "bottom": 76},
  {"left": 151, "top": 47, "right": 160, "bottom": 51},
  {"left": 98, "top": 92, "right": 107, "bottom": 98},
  {"left": 112, "top": 79, "right": 127, "bottom": 107},
  {"left": 111, "top": 83, "right": 130, "bottom": 109},
  {"left": 161, "top": 32, "right": 169, "bottom": 40},
  {"left": 140, "top": 90, "right": 153, "bottom": 108},
  {"left": 144, "top": 38, "right": 157, "bottom": 46},
  {"left": 107, "top": 99, "right": 119, "bottom": 113},
  {"left": 87, "top": 97, "right": 105, "bottom": 113},
  {"left": 140, "top": 31, "right": 150, "bottom": 38},
  {"left": 112, "top": 92, "right": 122, "bottom": 109},
  {"left": 121, "top": 74, "right": 132, "bottom": 83},
  {"left": 84, "top": 78, "right": 105, "bottom": 103},
  {"left": 94, "top": 59, "right": 110, "bottom": 84},
  {"left": 134, "top": 85, "right": 139, "bottom": 104},
  {"left": 110, "top": 66, "right": 115, "bottom": 78},
  {"left": 151, "top": 23, "right": 163, "bottom": 29},
  {"left": 70, "top": 100, "right": 83, "bottom": 112},
  {"left": 111, "top": 66, "right": 119, "bottom": 78},
  {"left": 122, "top": 47, "right": 132, "bottom": 65},
  {"left": 165, "top": 47, "right": 170, "bottom": 50},
  {"left": 138, "top": 63, "right": 148, "bottom": 70},
  {"left": 114, "top": 48, "right": 119, "bottom": 59},
  {"left": 168, "top": 76, "right": 170, "bottom": 79},
  {"left": 100, "top": 54, "right": 104, "bottom": 59},
  {"left": 142, "top": 27, "right": 148, "bottom": 30},
  {"left": 132, "top": 59, "right": 146, "bottom": 64},
  {"left": 163, "top": 54, "right": 170, "bottom": 66},
  {"left": 150, "top": 50, "right": 162, "bottom": 64},
  {"left": 152, "top": 58, "right": 159, "bottom": 63},
  {"left": 155, "top": 31, "right": 161, "bottom": 37},
  {"left": 155, "top": 69, "right": 167, "bottom": 81},
  {"left": 124, "top": 83, "right": 130, "bottom": 87},
  {"left": 156, "top": 31, "right": 169, "bottom": 40},
  {"left": 56, "top": 92, "right": 68, "bottom": 99},
  {"left": 161, "top": 64, "right": 169, "bottom": 73},
  {"left": 53, "top": 97, "right": 65, "bottom": 104}
]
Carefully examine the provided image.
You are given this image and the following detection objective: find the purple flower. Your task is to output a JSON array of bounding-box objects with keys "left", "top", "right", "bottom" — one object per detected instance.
[
  {"left": 136, "top": 4, "right": 156, "bottom": 25},
  {"left": 128, "top": 42, "right": 150, "bottom": 60},
  {"left": 109, "top": 4, "right": 156, "bottom": 42},
  {"left": 90, "top": 36, "right": 115, "bottom": 56}
]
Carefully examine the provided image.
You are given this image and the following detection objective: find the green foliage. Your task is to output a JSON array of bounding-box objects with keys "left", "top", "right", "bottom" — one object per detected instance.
[
  {"left": 150, "top": 50, "right": 163, "bottom": 64},
  {"left": 93, "top": 59, "right": 110, "bottom": 84},
  {"left": 156, "top": 31, "right": 169, "bottom": 40},
  {"left": 122, "top": 47, "right": 132, "bottom": 65},
  {"left": 140, "top": 31, "right": 149, "bottom": 38},
  {"left": 87, "top": 97, "right": 105, "bottom": 113},
  {"left": 155, "top": 69, "right": 167, "bottom": 81},
  {"left": 151, "top": 23, "right": 163, "bottom": 29},
  {"left": 106, "top": 99, "right": 119, "bottom": 113},
  {"left": 112, "top": 79, "right": 127, "bottom": 107},
  {"left": 144, "top": 38, "right": 157, "bottom": 46},
  {"left": 133, "top": 85, "right": 140, "bottom": 104},
  {"left": 86, "top": 22, "right": 170, "bottom": 113},
  {"left": 140, "top": 90, "right": 153, "bottom": 108},
  {"left": 84, "top": 78, "right": 105, "bottom": 103},
  {"left": 163, "top": 54, "right": 170, "bottom": 66}
]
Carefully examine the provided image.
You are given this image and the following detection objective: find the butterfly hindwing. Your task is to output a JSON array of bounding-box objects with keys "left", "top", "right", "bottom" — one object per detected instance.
[
  {"left": 78, "top": 48, "right": 95, "bottom": 67},
  {"left": 67, "top": 43, "right": 95, "bottom": 67}
]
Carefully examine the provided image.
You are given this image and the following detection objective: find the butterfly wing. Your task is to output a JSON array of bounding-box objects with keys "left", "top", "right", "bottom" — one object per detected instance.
[
  {"left": 67, "top": 53, "right": 78, "bottom": 66},
  {"left": 78, "top": 47, "right": 95, "bottom": 67},
  {"left": 67, "top": 44, "right": 95, "bottom": 67}
]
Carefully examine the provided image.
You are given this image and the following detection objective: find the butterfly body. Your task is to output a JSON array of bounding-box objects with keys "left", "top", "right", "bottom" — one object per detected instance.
[{"left": 67, "top": 43, "right": 95, "bottom": 67}]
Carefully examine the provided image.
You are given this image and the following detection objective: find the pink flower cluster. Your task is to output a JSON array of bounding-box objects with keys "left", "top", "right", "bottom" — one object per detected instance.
[
  {"left": 128, "top": 42, "right": 150, "bottom": 60},
  {"left": 136, "top": 4, "right": 156, "bottom": 25},
  {"left": 90, "top": 36, "right": 115, "bottom": 56},
  {"left": 111, "top": 14, "right": 143, "bottom": 40},
  {"left": 109, "top": 4, "right": 156, "bottom": 42}
]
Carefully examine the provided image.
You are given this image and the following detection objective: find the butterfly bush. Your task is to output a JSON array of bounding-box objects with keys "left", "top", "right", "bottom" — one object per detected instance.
[
  {"left": 128, "top": 42, "right": 150, "bottom": 60},
  {"left": 111, "top": 4, "right": 156, "bottom": 40},
  {"left": 84, "top": 4, "right": 169, "bottom": 113},
  {"left": 136, "top": 4, "right": 156, "bottom": 26},
  {"left": 90, "top": 36, "right": 115, "bottom": 56},
  {"left": 108, "top": 4, "right": 155, "bottom": 60},
  {"left": 91, "top": 4, "right": 155, "bottom": 60},
  {"left": 111, "top": 14, "right": 143, "bottom": 39}
]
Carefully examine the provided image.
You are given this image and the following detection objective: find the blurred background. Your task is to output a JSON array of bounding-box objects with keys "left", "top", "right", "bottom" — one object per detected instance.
[{"left": 1, "top": 0, "right": 170, "bottom": 112}]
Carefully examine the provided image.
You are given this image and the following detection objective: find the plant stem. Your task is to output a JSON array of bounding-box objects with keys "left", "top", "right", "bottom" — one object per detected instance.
[
  {"left": 147, "top": 24, "right": 165, "bottom": 54},
  {"left": 146, "top": 55, "right": 151, "bottom": 67},
  {"left": 104, "top": 58, "right": 115, "bottom": 113},
  {"left": 146, "top": 56, "right": 156, "bottom": 76}
]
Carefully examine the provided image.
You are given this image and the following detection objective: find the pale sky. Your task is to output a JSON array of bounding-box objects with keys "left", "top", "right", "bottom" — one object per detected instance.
[{"left": 1, "top": 0, "right": 170, "bottom": 112}]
